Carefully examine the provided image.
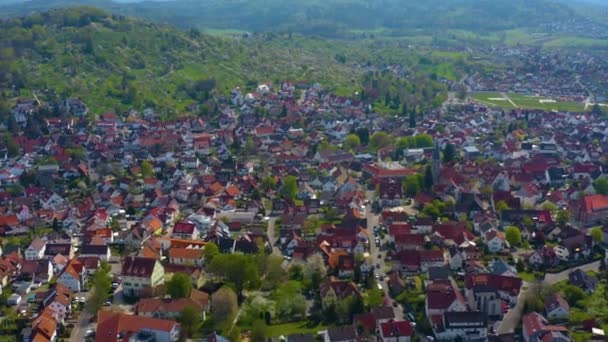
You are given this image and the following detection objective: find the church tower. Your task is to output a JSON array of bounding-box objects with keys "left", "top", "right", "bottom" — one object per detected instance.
[{"left": 432, "top": 141, "right": 441, "bottom": 183}]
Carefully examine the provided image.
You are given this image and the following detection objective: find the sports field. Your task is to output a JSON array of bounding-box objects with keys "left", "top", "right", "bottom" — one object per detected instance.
[{"left": 471, "top": 92, "right": 586, "bottom": 112}]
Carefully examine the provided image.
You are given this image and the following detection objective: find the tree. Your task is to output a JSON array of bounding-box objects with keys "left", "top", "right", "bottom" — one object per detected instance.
[
  {"left": 343, "top": 134, "right": 361, "bottom": 151},
  {"left": 250, "top": 320, "right": 267, "bottom": 342},
  {"left": 591, "top": 227, "right": 604, "bottom": 244},
  {"left": 178, "top": 305, "right": 202, "bottom": 338},
  {"left": 356, "top": 128, "right": 369, "bottom": 145},
  {"left": 403, "top": 174, "right": 423, "bottom": 197},
  {"left": 209, "top": 254, "right": 260, "bottom": 300},
  {"left": 443, "top": 143, "right": 456, "bottom": 163},
  {"left": 280, "top": 175, "right": 298, "bottom": 201},
  {"left": 563, "top": 284, "right": 586, "bottom": 307},
  {"left": 140, "top": 160, "right": 154, "bottom": 178},
  {"left": 495, "top": 200, "right": 510, "bottom": 212},
  {"left": 369, "top": 131, "right": 391, "bottom": 151},
  {"left": 423, "top": 165, "right": 433, "bottom": 190},
  {"left": 52, "top": 217, "right": 60, "bottom": 231},
  {"left": 594, "top": 177, "right": 608, "bottom": 195},
  {"left": 364, "top": 288, "right": 385, "bottom": 309},
  {"left": 211, "top": 286, "right": 238, "bottom": 325},
  {"left": 272, "top": 281, "right": 306, "bottom": 322},
  {"left": 110, "top": 218, "right": 121, "bottom": 232},
  {"left": 260, "top": 176, "right": 277, "bottom": 193},
  {"left": 3, "top": 134, "right": 18, "bottom": 157},
  {"left": 260, "top": 255, "right": 287, "bottom": 289},
  {"left": 204, "top": 242, "right": 219, "bottom": 263},
  {"left": 505, "top": 226, "right": 522, "bottom": 247},
  {"left": 303, "top": 254, "right": 327, "bottom": 289},
  {"left": 541, "top": 201, "right": 558, "bottom": 213},
  {"left": 303, "top": 216, "right": 322, "bottom": 235},
  {"left": 166, "top": 272, "right": 192, "bottom": 299},
  {"left": 244, "top": 138, "right": 256, "bottom": 155},
  {"left": 86, "top": 261, "right": 112, "bottom": 314},
  {"left": 423, "top": 200, "right": 446, "bottom": 220},
  {"left": 556, "top": 209, "right": 570, "bottom": 226},
  {"left": 592, "top": 103, "right": 603, "bottom": 116}
]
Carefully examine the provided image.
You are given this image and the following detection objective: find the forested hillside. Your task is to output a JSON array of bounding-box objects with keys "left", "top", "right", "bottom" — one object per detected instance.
[
  {"left": 1, "top": 0, "right": 601, "bottom": 38},
  {"left": 0, "top": 7, "right": 453, "bottom": 117}
]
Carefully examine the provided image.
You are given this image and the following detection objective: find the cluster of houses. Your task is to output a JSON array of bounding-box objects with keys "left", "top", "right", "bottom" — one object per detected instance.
[
  {"left": 466, "top": 46, "right": 608, "bottom": 100},
  {"left": 0, "top": 75, "right": 606, "bottom": 342}
]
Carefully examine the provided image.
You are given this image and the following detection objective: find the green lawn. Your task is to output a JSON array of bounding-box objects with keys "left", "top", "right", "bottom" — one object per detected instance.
[
  {"left": 517, "top": 271, "right": 536, "bottom": 282},
  {"left": 262, "top": 321, "right": 329, "bottom": 337}
]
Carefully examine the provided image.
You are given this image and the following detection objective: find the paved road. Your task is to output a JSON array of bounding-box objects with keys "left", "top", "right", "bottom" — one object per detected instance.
[
  {"left": 266, "top": 217, "right": 282, "bottom": 256},
  {"left": 496, "top": 284, "right": 527, "bottom": 335},
  {"left": 365, "top": 191, "right": 404, "bottom": 321},
  {"left": 70, "top": 291, "right": 93, "bottom": 342}
]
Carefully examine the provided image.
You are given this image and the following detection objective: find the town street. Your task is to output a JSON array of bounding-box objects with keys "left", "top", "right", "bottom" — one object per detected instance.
[
  {"left": 366, "top": 191, "right": 404, "bottom": 321},
  {"left": 266, "top": 217, "right": 282, "bottom": 256}
]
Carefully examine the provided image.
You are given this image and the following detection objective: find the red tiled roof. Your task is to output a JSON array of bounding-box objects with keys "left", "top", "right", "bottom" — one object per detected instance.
[
  {"left": 582, "top": 195, "right": 608, "bottom": 213},
  {"left": 168, "top": 247, "right": 203, "bottom": 260},
  {"left": 465, "top": 273, "right": 522, "bottom": 295},
  {"left": 96, "top": 311, "right": 177, "bottom": 342},
  {"left": 173, "top": 222, "right": 196, "bottom": 234},
  {"left": 380, "top": 320, "right": 414, "bottom": 338}
]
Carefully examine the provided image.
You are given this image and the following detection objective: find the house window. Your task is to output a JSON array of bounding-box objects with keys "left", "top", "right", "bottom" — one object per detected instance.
[{"left": 124, "top": 282, "right": 132, "bottom": 286}]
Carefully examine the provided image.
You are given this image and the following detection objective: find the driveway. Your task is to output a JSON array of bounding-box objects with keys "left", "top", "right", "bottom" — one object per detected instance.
[{"left": 543, "top": 260, "right": 600, "bottom": 285}]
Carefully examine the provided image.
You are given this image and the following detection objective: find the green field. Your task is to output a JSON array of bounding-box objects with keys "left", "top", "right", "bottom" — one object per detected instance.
[{"left": 471, "top": 92, "right": 586, "bottom": 112}]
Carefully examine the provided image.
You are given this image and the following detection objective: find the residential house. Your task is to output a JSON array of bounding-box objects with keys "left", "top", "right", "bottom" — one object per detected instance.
[
  {"left": 56, "top": 259, "right": 86, "bottom": 292},
  {"left": 379, "top": 320, "right": 414, "bottom": 342},
  {"left": 568, "top": 268, "right": 598, "bottom": 293},
  {"left": 80, "top": 244, "right": 111, "bottom": 262},
  {"left": 433, "top": 311, "right": 488, "bottom": 341},
  {"left": 19, "top": 259, "right": 53, "bottom": 284},
  {"left": 42, "top": 283, "right": 73, "bottom": 321},
  {"left": 319, "top": 277, "right": 362, "bottom": 310},
  {"left": 522, "top": 312, "right": 570, "bottom": 342},
  {"left": 425, "top": 279, "right": 467, "bottom": 320},
  {"left": 167, "top": 247, "right": 204, "bottom": 267},
  {"left": 545, "top": 294, "right": 570, "bottom": 321},
  {"left": 95, "top": 311, "right": 180, "bottom": 342},
  {"left": 464, "top": 273, "right": 522, "bottom": 306},
  {"left": 323, "top": 326, "right": 357, "bottom": 342},
  {"left": 25, "top": 238, "right": 46, "bottom": 261},
  {"left": 121, "top": 256, "right": 165, "bottom": 297},
  {"left": 172, "top": 222, "right": 199, "bottom": 240},
  {"left": 484, "top": 229, "right": 507, "bottom": 253},
  {"left": 488, "top": 259, "right": 518, "bottom": 278},
  {"left": 136, "top": 293, "right": 209, "bottom": 320},
  {"left": 29, "top": 310, "right": 58, "bottom": 342},
  {"left": 576, "top": 194, "right": 608, "bottom": 227}
]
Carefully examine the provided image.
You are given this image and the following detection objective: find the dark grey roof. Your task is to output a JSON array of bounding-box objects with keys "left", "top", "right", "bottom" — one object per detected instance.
[{"left": 444, "top": 311, "right": 487, "bottom": 328}]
